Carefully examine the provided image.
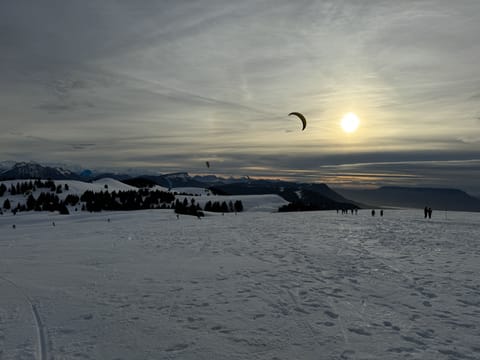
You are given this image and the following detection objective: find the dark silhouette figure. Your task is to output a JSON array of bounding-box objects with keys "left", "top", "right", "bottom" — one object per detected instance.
[
  {"left": 371, "top": 210, "right": 375, "bottom": 216},
  {"left": 52, "top": 222, "right": 55, "bottom": 227},
  {"left": 424, "top": 206, "right": 428, "bottom": 218},
  {"left": 380, "top": 210, "right": 384, "bottom": 217},
  {"left": 12, "top": 224, "right": 16, "bottom": 229},
  {"left": 428, "top": 207, "right": 432, "bottom": 219}
]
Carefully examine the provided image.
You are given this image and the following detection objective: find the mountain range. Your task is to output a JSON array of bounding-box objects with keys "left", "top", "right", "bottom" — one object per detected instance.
[
  {"left": 0, "top": 162, "right": 83, "bottom": 181},
  {"left": 2, "top": 162, "right": 479, "bottom": 212},
  {"left": 336, "top": 186, "right": 480, "bottom": 212}
]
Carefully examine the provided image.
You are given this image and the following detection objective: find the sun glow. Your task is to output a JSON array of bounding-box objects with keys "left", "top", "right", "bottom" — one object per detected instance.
[{"left": 341, "top": 112, "right": 360, "bottom": 133}]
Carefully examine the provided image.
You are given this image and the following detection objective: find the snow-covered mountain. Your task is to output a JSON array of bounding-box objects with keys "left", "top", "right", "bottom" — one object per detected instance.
[
  {"left": 0, "top": 162, "right": 83, "bottom": 180},
  {"left": 192, "top": 174, "right": 251, "bottom": 184},
  {"left": 0, "top": 161, "right": 17, "bottom": 173}
]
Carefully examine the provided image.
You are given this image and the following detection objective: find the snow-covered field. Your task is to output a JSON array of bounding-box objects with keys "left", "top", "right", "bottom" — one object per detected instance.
[{"left": 1, "top": 209, "right": 479, "bottom": 359}]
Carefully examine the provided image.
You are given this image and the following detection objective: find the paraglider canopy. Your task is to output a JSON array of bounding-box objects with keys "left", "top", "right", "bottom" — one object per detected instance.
[{"left": 288, "top": 112, "right": 307, "bottom": 131}]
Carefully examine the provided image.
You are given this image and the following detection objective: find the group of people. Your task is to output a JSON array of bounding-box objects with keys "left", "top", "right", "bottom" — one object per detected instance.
[
  {"left": 371, "top": 209, "right": 384, "bottom": 217},
  {"left": 424, "top": 206, "right": 433, "bottom": 219},
  {"left": 337, "top": 208, "right": 358, "bottom": 215}
]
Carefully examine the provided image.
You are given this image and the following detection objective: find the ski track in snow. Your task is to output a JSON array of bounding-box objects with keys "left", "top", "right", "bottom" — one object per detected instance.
[
  {"left": 0, "top": 276, "right": 49, "bottom": 360},
  {"left": 1, "top": 209, "right": 480, "bottom": 359}
]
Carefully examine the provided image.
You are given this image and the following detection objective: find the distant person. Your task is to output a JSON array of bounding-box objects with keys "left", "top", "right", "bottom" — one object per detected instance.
[
  {"left": 371, "top": 210, "right": 375, "bottom": 216},
  {"left": 428, "top": 207, "right": 432, "bottom": 219},
  {"left": 12, "top": 224, "right": 16, "bottom": 229},
  {"left": 52, "top": 222, "right": 55, "bottom": 227},
  {"left": 380, "top": 210, "right": 384, "bottom": 217},
  {"left": 424, "top": 206, "right": 428, "bottom": 218},
  {"left": 355, "top": 209, "right": 358, "bottom": 215}
]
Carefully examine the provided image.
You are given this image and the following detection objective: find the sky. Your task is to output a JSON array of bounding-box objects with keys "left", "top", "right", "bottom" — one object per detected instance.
[{"left": 1, "top": 1, "right": 480, "bottom": 193}]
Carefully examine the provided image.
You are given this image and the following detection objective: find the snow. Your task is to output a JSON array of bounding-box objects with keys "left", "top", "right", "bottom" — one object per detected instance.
[
  {"left": 171, "top": 186, "right": 210, "bottom": 195},
  {"left": 0, "top": 178, "right": 136, "bottom": 195},
  {"left": 168, "top": 186, "right": 288, "bottom": 212},
  {"left": 0, "top": 180, "right": 287, "bottom": 214},
  {"left": 91, "top": 178, "right": 137, "bottom": 192},
  {"left": 176, "top": 193, "right": 288, "bottom": 213},
  {"left": 0, "top": 179, "right": 138, "bottom": 212},
  {"left": 1, "top": 209, "right": 480, "bottom": 359}
]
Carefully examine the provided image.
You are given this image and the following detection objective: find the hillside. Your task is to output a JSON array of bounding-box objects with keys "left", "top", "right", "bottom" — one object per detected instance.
[
  {"left": 209, "top": 180, "right": 360, "bottom": 211},
  {"left": 336, "top": 186, "right": 480, "bottom": 212},
  {"left": 0, "top": 179, "right": 286, "bottom": 214}
]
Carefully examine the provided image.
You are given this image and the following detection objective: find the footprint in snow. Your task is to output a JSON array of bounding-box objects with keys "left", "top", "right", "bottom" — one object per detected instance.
[{"left": 324, "top": 310, "right": 339, "bottom": 319}]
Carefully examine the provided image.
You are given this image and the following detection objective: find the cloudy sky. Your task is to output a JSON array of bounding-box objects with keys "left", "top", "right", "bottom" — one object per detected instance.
[{"left": 1, "top": 1, "right": 480, "bottom": 192}]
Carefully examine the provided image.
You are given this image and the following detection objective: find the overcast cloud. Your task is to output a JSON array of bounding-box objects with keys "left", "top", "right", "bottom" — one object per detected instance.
[{"left": 1, "top": 1, "right": 480, "bottom": 192}]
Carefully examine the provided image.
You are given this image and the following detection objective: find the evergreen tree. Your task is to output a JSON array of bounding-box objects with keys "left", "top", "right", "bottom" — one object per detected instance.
[
  {"left": 26, "top": 194, "right": 36, "bottom": 211},
  {"left": 3, "top": 198, "right": 11, "bottom": 210},
  {"left": 234, "top": 200, "right": 243, "bottom": 212},
  {"left": 221, "top": 201, "right": 229, "bottom": 213},
  {"left": 58, "top": 202, "right": 70, "bottom": 215},
  {"left": 204, "top": 201, "right": 212, "bottom": 212}
]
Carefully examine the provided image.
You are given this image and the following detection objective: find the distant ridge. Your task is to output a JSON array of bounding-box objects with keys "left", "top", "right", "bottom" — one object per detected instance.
[
  {"left": 208, "top": 180, "right": 360, "bottom": 211},
  {"left": 0, "top": 162, "right": 82, "bottom": 181},
  {"left": 336, "top": 186, "right": 480, "bottom": 212},
  {"left": 90, "top": 173, "right": 132, "bottom": 181}
]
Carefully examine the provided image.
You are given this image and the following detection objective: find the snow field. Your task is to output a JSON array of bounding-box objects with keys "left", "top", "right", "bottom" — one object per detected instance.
[{"left": 0, "top": 210, "right": 479, "bottom": 359}]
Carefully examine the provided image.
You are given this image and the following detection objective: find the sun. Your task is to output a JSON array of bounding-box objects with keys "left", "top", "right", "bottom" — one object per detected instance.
[{"left": 341, "top": 112, "right": 360, "bottom": 133}]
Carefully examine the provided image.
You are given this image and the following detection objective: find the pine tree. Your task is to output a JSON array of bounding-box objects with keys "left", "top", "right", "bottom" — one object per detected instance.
[
  {"left": 234, "top": 200, "right": 243, "bottom": 212},
  {"left": 3, "top": 198, "right": 11, "bottom": 210},
  {"left": 221, "top": 201, "right": 229, "bottom": 213},
  {"left": 204, "top": 201, "right": 212, "bottom": 211},
  {"left": 26, "top": 194, "right": 36, "bottom": 211}
]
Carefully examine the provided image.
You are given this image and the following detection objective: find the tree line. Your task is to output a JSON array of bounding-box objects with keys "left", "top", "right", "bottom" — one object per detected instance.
[
  {"left": 1, "top": 180, "right": 66, "bottom": 196},
  {"left": 173, "top": 198, "right": 244, "bottom": 217},
  {"left": 1, "top": 184, "right": 243, "bottom": 216}
]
